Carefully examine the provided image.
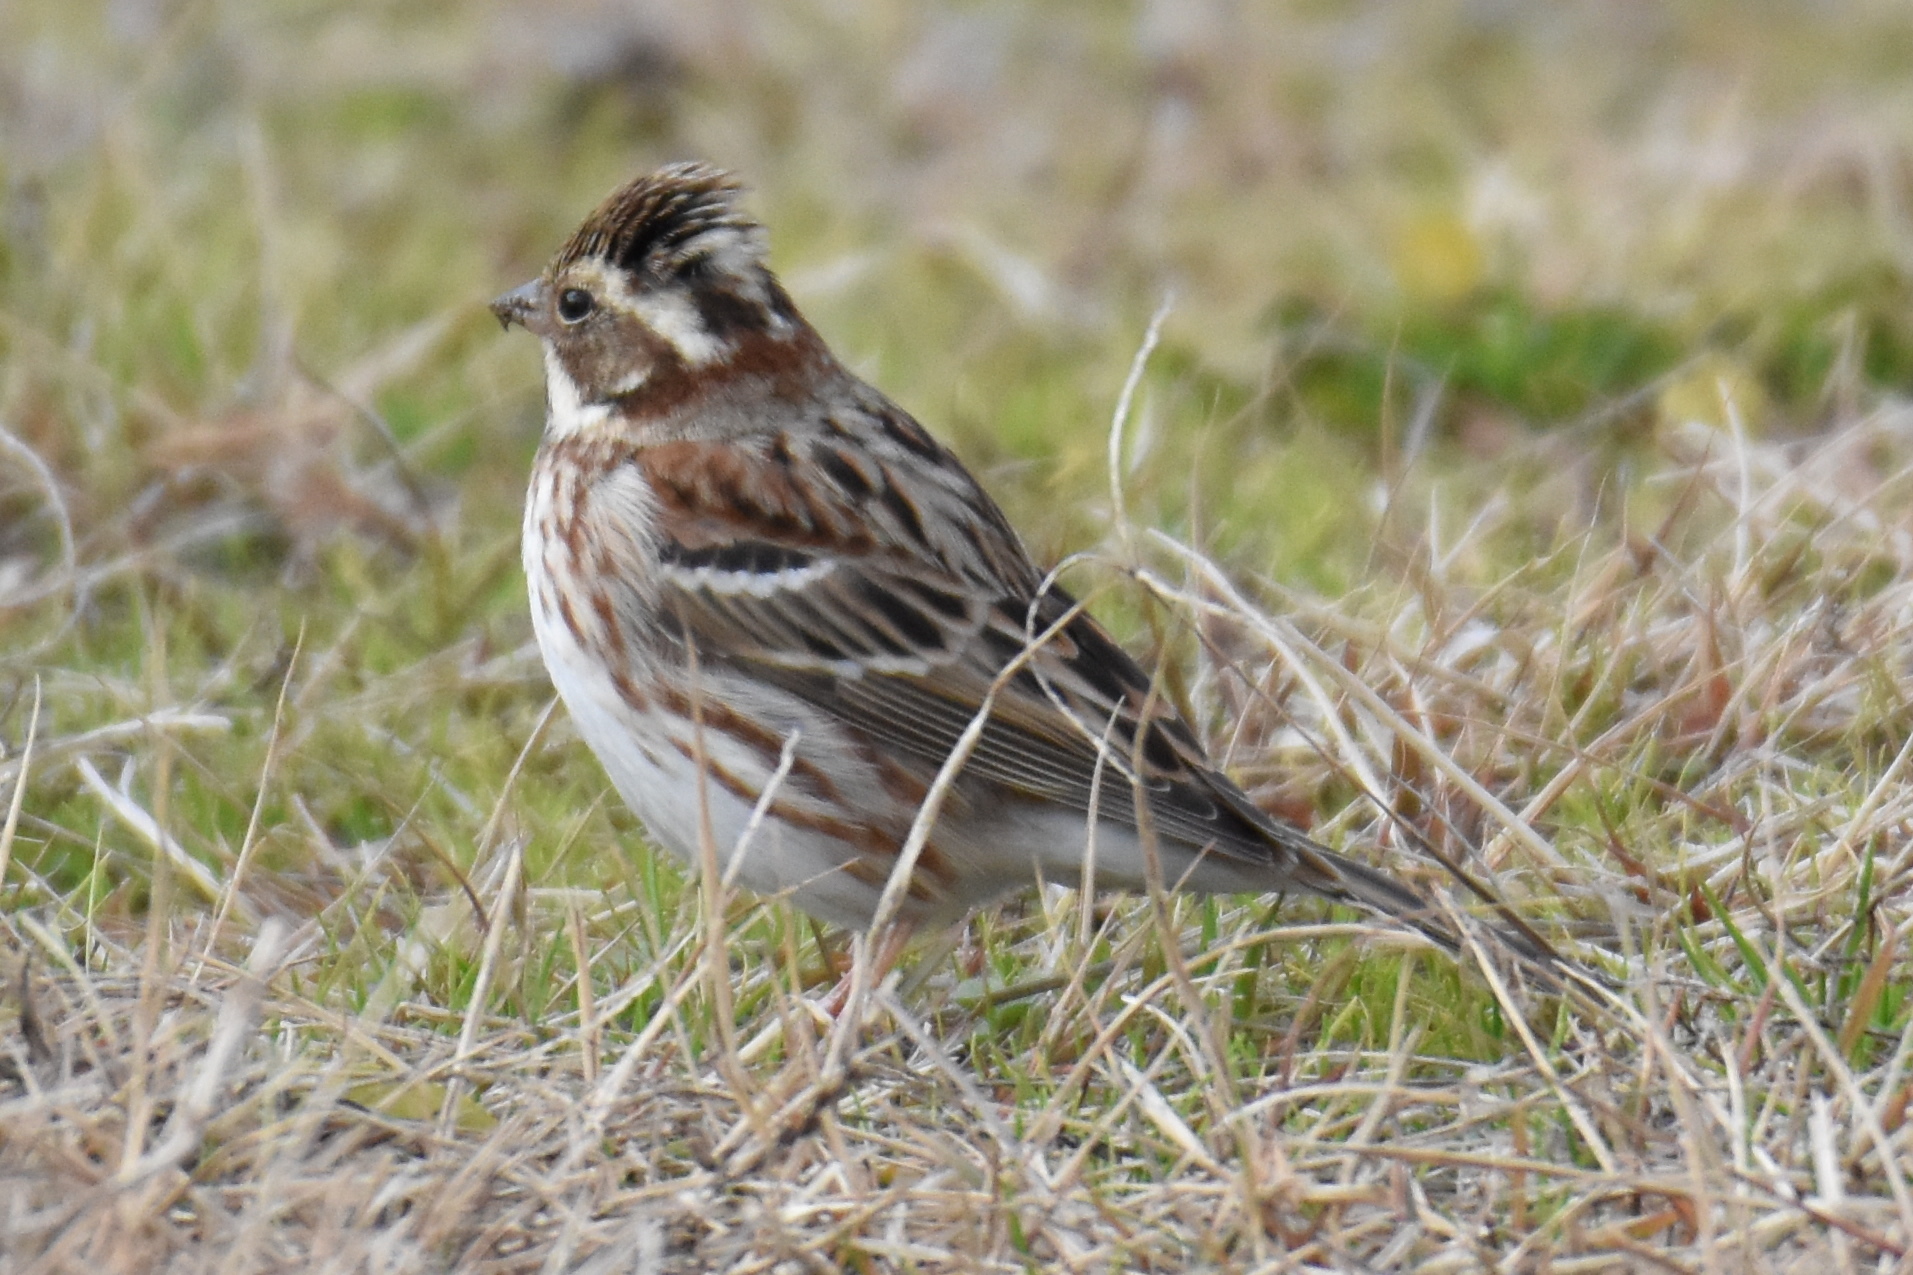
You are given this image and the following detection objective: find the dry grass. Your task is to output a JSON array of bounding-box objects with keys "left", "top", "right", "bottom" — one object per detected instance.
[
  {"left": 7, "top": 1, "right": 1913, "bottom": 1270},
  {"left": 10, "top": 395, "right": 1913, "bottom": 1272}
]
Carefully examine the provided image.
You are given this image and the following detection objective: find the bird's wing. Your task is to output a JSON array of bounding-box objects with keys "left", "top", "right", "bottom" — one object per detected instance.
[{"left": 626, "top": 426, "right": 1443, "bottom": 930}]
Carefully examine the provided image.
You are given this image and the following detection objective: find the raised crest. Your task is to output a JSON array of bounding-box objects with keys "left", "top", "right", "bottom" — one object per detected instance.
[{"left": 553, "top": 162, "right": 760, "bottom": 276}]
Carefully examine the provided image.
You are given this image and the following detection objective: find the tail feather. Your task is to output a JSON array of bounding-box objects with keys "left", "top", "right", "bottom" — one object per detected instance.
[
  {"left": 1301, "top": 833, "right": 1575, "bottom": 974},
  {"left": 1287, "top": 836, "right": 1462, "bottom": 953},
  {"left": 1212, "top": 776, "right": 1570, "bottom": 976}
]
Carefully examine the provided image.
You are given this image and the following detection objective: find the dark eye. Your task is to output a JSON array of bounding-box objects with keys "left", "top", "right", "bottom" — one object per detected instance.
[{"left": 557, "top": 288, "right": 596, "bottom": 323}]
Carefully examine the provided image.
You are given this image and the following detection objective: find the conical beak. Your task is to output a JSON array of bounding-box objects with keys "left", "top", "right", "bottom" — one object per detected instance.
[{"left": 489, "top": 279, "right": 546, "bottom": 331}]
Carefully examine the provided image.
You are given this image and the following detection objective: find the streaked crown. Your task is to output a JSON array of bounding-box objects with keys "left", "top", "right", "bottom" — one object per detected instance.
[
  {"left": 492, "top": 162, "right": 822, "bottom": 434},
  {"left": 554, "top": 162, "right": 768, "bottom": 282}
]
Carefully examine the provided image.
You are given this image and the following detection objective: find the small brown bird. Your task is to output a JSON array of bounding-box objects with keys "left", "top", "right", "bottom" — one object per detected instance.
[{"left": 492, "top": 163, "right": 1463, "bottom": 965}]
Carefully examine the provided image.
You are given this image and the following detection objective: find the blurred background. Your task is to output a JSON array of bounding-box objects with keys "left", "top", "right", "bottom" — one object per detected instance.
[{"left": 5, "top": 0, "right": 1913, "bottom": 932}]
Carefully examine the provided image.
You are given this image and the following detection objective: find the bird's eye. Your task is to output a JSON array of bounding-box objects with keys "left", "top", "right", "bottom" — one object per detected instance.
[{"left": 557, "top": 288, "right": 596, "bottom": 323}]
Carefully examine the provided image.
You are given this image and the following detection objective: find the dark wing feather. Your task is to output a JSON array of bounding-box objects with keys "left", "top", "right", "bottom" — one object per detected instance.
[
  {"left": 641, "top": 435, "right": 1318, "bottom": 858},
  {"left": 633, "top": 427, "right": 1462, "bottom": 948}
]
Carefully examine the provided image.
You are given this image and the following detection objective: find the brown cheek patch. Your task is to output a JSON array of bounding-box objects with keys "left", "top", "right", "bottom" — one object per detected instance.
[{"left": 564, "top": 316, "right": 683, "bottom": 403}]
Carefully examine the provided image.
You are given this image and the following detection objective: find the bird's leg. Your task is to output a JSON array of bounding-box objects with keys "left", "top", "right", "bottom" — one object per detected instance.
[
  {"left": 719, "top": 920, "right": 914, "bottom": 1176},
  {"left": 816, "top": 918, "right": 913, "bottom": 1020}
]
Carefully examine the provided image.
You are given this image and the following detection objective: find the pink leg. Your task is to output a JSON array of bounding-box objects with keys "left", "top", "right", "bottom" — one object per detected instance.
[{"left": 816, "top": 920, "right": 913, "bottom": 1018}]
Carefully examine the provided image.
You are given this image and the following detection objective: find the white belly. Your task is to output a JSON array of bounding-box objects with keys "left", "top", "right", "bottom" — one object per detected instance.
[{"left": 525, "top": 570, "right": 903, "bottom": 927}]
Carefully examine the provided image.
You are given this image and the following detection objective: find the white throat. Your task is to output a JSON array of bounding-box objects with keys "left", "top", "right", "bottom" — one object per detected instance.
[{"left": 542, "top": 346, "right": 612, "bottom": 440}]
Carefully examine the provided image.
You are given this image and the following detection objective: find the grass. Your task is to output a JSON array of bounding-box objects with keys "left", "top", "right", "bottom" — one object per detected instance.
[{"left": 6, "top": 0, "right": 1913, "bottom": 1269}]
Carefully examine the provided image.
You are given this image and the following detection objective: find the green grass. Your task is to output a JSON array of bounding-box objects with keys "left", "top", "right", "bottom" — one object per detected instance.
[{"left": 6, "top": 1, "right": 1913, "bottom": 1270}]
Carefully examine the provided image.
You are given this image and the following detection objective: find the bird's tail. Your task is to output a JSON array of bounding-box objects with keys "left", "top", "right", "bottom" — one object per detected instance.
[
  {"left": 1241, "top": 794, "right": 1572, "bottom": 979},
  {"left": 1291, "top": 838, "right": 1459, "bottom": 946}
]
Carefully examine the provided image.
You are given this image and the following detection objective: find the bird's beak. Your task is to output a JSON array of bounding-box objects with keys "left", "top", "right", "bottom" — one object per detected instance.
[{"left": 489, "top": 279, "right": 547, "bottom": 332}]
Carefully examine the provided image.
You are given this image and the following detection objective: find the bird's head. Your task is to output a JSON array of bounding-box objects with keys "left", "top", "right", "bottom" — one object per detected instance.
[{"left": 492, "top": 162, "right": 815, "bottom": 436}]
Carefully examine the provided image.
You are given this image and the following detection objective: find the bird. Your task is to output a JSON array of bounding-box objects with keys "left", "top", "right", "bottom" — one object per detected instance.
[{"left": 491, "top": 162, "right": 1485, "bottom": 979}]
